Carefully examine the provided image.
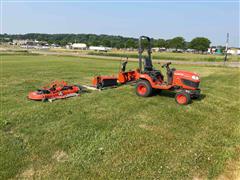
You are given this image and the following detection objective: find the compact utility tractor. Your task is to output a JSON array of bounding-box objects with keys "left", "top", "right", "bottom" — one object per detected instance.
[{"left": 133, "top": 36, "right": 201, "bottom": 105}]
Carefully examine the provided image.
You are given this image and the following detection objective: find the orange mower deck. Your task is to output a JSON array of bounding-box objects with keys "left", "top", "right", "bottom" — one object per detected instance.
[{"left": 28, "top": 81, "right": 81, "bottom": 102}]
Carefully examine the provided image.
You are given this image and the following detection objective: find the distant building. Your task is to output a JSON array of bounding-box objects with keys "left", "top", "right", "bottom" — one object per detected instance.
[
  {"left": 71, "top": 43, "right": 87, "bottom": 50},
  {"left": 227, "top": 48, "right": 240, "bottom": 55},
  {"left": 89, "top": 46, "right": 111, "bottom": 52},
  {"left": 208, "top": 47, "right": 222, "bottom": 54},
  {"left": 152, "top": 47, "right": 166, "bottom": 52},
  {"left": 159, "top": 47, "right": 166, "bottom": 52},
  {"left": 166, "top": 48, "right": 184, "bottom": 53},
  {"left": 152, "top": 47, "right": 160, "bottom": 52},
  {"left": 186, "top": 49, "right": 195, "bottom": 53},
  {"left": 66, "top": 44, "right": 71, "bottom": 49},
  {"left": 12, "top": 39, "right": 32, "bottom": 45},
  {"left": 13, "top": 39, "right": 50, "bottom": 49},
  {"left": 166, "top": 48, "right": 175, "bottom": 52},
  {"left": 51, "top": 44, "right": 60, "bottom": 48}
]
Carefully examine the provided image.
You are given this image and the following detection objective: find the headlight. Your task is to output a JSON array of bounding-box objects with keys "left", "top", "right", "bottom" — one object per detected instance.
[{"left": 192, "top": 75, "right": 199, "bottom": 80}]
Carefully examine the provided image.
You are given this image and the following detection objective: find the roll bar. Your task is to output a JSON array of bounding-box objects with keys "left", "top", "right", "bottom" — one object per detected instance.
[{"left": 138, "top": 36, "right": 152, "bottom": 73}]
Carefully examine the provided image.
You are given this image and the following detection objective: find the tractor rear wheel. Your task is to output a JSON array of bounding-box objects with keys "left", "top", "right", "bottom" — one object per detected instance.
[
  {"left": 136, "top": 80, "right": 152, "bottom": 97},
  {"left": 175, "top": 92, "right": 191, "bottom": 105}
]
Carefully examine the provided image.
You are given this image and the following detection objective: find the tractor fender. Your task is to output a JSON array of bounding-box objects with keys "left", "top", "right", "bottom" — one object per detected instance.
[
  {"left": 137, "top": 78, "right": 151, "bottom": 84},
  {"left": 138, "top": 75, "right": 155, "bottom": 87}
]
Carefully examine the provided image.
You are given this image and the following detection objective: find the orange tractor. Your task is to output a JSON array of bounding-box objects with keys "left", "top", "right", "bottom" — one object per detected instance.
[{"left": 119, "top": 36, "right": 201, "bottom": 105}]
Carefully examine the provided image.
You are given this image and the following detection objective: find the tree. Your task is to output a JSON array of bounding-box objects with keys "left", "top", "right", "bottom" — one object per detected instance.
[
  {"left": 1, "top": 33, "right": 212, "bottom": 51},
  {"left": 190, "top": 37, "right": 211, "bottom": 53},
  {"left": 169, "top": 37, "right": 186, "bottom": 51},
  {"left": 153, "top": 39, "right": 166, "bottom": 47},
  {"left": 102, "top": 39, "right": 111, "bottom": 47},
  {"left": 126, "top": 39, "right": 137, "bottom": 48},
  {"left": 165, "top": 39, "right": 171, "bottom": 48}
]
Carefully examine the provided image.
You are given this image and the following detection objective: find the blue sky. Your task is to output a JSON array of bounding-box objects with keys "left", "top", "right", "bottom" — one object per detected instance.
[{"left": 1, "top": 1, "right": 239, "bottom": 46}]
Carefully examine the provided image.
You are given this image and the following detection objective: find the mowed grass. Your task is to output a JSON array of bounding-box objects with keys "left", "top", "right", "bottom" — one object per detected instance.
[
  {"left": 87, "top": 50, "right": 240, "bottom": 62},
  {"left": 1, "top": 55, "right": 240, "bottom": 179},
  {"left": 48, "top": 47, "right": 240, "bottom": 62}
]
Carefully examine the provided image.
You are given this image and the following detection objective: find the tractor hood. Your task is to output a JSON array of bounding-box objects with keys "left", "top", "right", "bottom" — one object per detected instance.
[{"left": 174, "top": 70, "right": 200, "bottom": 81}]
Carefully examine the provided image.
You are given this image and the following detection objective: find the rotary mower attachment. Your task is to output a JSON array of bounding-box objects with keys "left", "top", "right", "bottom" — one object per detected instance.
[{"left": 28, "top": 81, "right": 84, "bottom": 102}]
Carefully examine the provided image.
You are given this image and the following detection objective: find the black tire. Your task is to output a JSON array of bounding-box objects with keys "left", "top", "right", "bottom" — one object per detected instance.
[
  {"left": 135, "top": 80, "right": 152, "bottom": 97},
  {"left": 175, "top": 91, "right": 191, "bottom": 105}
]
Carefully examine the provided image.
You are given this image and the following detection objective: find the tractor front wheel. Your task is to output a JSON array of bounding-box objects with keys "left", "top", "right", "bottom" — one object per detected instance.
[
  {"left": 175, "top": 92, "right": 191, "bottom": 105},
  {"left": 136, "top": 80, "right": 152, "bottom": 97}
]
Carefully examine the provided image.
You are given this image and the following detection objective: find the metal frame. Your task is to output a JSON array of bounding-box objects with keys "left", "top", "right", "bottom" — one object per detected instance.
[{"left": 138, "top": 36, "right": 152, "bottom": 73}]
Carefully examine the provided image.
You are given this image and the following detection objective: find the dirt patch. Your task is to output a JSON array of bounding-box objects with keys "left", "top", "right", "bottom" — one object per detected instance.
[
  {"left": 217, "top": 146, "right": 240, "bottom": 180},
  {"left": 192, "top": 148, "right": 240, "bottom": 180},
  {"left": 0, "top": 47, "right": 7, "bottom": 51},
  {"left": 193, "top": 175, "right": 207, "bottom": 180},
  {"left": 217, "top": 159, "right": 240, "bottom": 180},
  {"left": 17, "top": 168, "right": 35, "bottom": 179},
  {"left": 52, "top": 150, "right": 69, "bottom": 162},
  {"left": 17, "top": 164, "right": 54, "bottom": 179}
]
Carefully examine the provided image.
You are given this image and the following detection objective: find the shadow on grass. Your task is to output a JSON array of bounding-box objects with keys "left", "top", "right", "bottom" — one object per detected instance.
[
  {"left": 154, "top": 90, "right": 206, "bottom": 101},
  {"left": 194, "top": 94, "right": 206, "bottom": 101}
]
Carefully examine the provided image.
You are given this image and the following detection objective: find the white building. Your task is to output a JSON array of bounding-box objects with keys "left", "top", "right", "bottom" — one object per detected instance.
[
  {"left": 89, "top": 46, "right": 111, "bottom": 52},
  {"left": 227, "top": 48, "right": 240, "bottom": 55},
  {"left": 71, "top": 43, "right": 87, "bottom": 50},
  {"left": 186, "top": 49, "right": 195, "bottom": 53},
  {"left": 12, "top": 39, "right": 32, "bottom": 45},
  {"left": 152, "top": 47, "right": 160, "bottom": 52},
  {"left": 152, "top": 47, "right": 166, "bottom": 52}
]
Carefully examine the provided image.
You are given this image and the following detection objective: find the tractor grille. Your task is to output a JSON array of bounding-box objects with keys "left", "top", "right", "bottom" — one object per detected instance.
[{"left": 182, "top": 79, "right": 199, "bottom": 88}]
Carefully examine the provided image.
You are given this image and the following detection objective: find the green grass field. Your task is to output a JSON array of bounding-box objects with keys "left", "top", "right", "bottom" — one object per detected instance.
[
  {"left": 49, "top": 47, "right": 240, "bottom": 62},
  {"left": 1, "top": 55, "right": 240, "bottom": 179},
  {"left": 1, "top": 47, "right": 240, "bottom": 62},
  {"left": 87, "top": 50, "right": 240, "bottom": 62}
]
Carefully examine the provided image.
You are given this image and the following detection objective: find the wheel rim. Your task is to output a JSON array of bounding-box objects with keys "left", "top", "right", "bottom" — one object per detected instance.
[
  {"left": 137, "top": 84, "right": 147, "bottom": 95},
  {"left": 177, "top": 94, "right": 187, "bottom": 104}
]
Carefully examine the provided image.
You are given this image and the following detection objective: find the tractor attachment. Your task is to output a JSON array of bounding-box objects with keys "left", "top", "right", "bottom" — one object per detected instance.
[
  {"left": 118, "top": 60, "right": 138, "bottom": 84},
  {"left": 92, "top": 75, "right": 118, "bottom": 89},
  {"left": 28, "top": 81, "right": 82, "bottom": 102}
]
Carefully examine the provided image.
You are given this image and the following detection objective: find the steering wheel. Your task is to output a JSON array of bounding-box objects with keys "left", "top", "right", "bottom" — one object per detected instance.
[{"left": 161, "top": 62, "right": 171, "bottom": 68}]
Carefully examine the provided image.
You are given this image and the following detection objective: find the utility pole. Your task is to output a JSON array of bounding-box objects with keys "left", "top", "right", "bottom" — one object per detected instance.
[{"left": 224, "top": 33, "right": 229, "bottom": 63}]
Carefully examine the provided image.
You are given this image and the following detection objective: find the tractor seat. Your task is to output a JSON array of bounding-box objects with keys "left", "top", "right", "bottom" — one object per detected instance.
[
  {"left": 143, "top": 57, "right": 164, "bottom": 81},
  {"left": 167, "top": 68, "right": 176, "bottom": 85},
  {"left": 144, "top": 69, "right": 164, "bottom": 82},
  {"left": 144, "top": 57, "right": 153, "bottom": 71}
]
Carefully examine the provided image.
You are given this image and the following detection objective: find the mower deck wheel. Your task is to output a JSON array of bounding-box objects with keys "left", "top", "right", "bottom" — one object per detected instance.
[
  {"left": 136, "top": 80, "right": 152, "bottom": 97},
  {"left": 175, "top": 91, "right": 191, "bottom": 105}
]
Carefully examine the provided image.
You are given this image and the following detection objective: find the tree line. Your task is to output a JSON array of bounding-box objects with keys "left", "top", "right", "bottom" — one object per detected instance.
[{"left": 0, "top": 33, "right": 211, "bottom": 52}]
